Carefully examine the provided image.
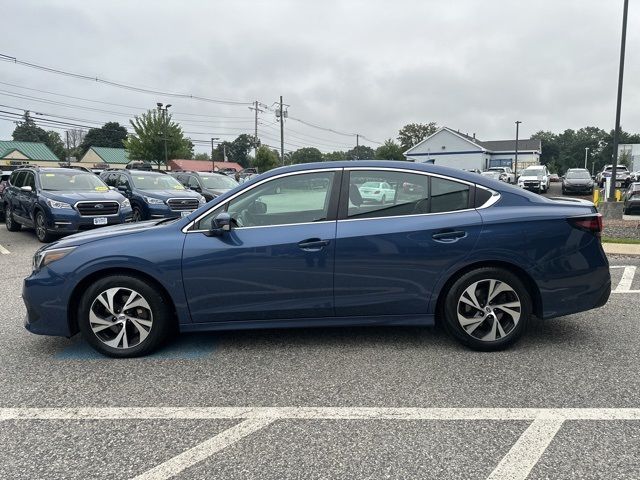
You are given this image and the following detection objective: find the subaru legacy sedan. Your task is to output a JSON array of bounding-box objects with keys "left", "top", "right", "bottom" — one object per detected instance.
[{"left": 23, "top": 161, "right": 611, "bottom": 357}]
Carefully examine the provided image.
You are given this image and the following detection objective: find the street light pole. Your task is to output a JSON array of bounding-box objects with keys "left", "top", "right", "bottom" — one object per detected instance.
[
  {"left": 584, "top": 147, "right": 589, "bottom": 169},
  {"left": 608, "top": 0, "right": 629, "bottom": 202},
  {"left": 211, "top": 137, "right": 219, "bottom": 172},
  {"left": 514, "top": 121, "right": 521, "bottom": 179},
  {"left": 157, "top": 103, "right": 171, "bottom": 169}
]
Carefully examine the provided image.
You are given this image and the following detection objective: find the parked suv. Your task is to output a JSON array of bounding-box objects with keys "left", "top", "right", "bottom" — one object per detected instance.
[
  {"left": 4, "top": 167, "right": 132, "bottom": 242},
  {"left": 517, "top": 165, "right": 550, "bottom": 193},
  {"left": 596, "top": 165, "right": 631, "bottom": 188},
  {"left": 487, "top": 167, "right": 515, "bottom": 183},
  {"left": 100, "top": 169, "right": 205, "bottom": 222},
  {"left": 170, "top": 171, "right": 239, "bottom": 202}
]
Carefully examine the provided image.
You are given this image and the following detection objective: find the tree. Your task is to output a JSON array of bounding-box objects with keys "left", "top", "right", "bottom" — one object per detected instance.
[
  {"left": 65, "top": 129, "right": 86, "bottom": 160},
  {"left": 323, "top": 151, "right": 346, "bottom": 161},
  {"left": 290, "top": 147, "right": 323, "bottom": 164},
  {"left": 252, "top": 146, "right": 279, "bottom": 172},
  {"left": 80, "top": 122, "right": 128, "bottom": 154},
  {"left": 346, "top": 145, "right": 375, "bottom": 160},
  {"left": 46, "top": 131, "right": 66, "bottom": 161},
  {"left": 375, "top": 139, "right": 405, "bottom": 160},
  {"left": 124, "top": 110, "right": 193, "bottom": 166},
  {"left": 397, "top": 122, "right": 438, "bottom": 151},
  {"left": 194, "top": 152, "right": 210, "bottom": 160},
  {"left": 212, "top": 134, "right": 255, "bottom": 167}
]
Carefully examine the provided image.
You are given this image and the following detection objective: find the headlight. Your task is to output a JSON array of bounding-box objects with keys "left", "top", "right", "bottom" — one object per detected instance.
[
  {"left": 46, "top": 199, "right": 72, "bottom": 209},
  {"left": 145, "top": 196, "right": 165, "bottom": 205},
  {"left": 198, "top": 195, "right": 206, "bottom": 205},
  {"left": 33, "top": 246, "right": 76, "bottom": 271},
  {"left": 120, "top": 198, "right": 131, "bottom": 208}
]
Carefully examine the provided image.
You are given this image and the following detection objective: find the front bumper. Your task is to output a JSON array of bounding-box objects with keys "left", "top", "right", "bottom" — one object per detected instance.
[
  {"left": 46, "top": 207, "right": 133, "bottom": 234},
  {"left": 563, "top": 184, "right": 594, "bottom": 193},
  {"left": 23, "top": 270, "right": 73, "bottom": 337},
  {"left": 520, "top": 181, "right": 541, "bottom": 191}
]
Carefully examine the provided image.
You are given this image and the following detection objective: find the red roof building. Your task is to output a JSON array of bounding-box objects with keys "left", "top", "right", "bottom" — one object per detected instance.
[{"left": 168, "top": 159, "right": 243, "bottom": 172}]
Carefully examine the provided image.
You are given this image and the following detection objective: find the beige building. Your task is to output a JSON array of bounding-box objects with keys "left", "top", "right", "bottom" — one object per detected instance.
[
  {"left": 80, "top": 146, "right": 129, "bottom": 168},
  {"left": 0, "top": 140, "right": 61, "bottom": 167}
]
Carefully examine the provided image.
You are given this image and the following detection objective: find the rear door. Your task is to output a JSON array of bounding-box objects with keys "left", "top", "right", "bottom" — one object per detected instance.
[{"left": 334, "top": 168, "right": 483, "bottom": 317}]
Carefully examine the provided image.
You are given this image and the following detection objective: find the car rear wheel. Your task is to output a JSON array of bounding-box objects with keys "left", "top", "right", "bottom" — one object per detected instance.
[
  {"left": 35, "top": 211, "right": 54, "bottom": 243},
  {"left": 77, "top": 275, "right": 174, "bottom": 358},
  {"left": 442, "top": 267, "right": 532, "bottom": 351},
  {"left": 5, "top": 205, "right": 21, "bottom": 231}
]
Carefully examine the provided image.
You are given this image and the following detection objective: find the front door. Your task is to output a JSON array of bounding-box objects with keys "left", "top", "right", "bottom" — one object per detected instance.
[
  {"left": 334, "top": 169, "right": 482, "bottom": 317},
  {"left": 182, "top": 169, "right": 341, "bottom": 323}
]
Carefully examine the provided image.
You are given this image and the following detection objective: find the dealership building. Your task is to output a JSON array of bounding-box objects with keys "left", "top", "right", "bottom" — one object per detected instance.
[{"left": 404, "top": 127, "right": 541, "bottom": 172}]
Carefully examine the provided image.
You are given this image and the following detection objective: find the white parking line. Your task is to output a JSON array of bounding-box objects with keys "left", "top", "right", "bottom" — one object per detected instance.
[
  {"left": 131, "top": 418, "right": 275, "bottom": 480},
  {"left": 0, "top": 244, "right": 10, "bottom": 255},
  {"left": 486, "top": 418, "right": 564, "bottom": 480},
  {"left": 611, "top": 266, "right": 637, "bottom": 293},
  {"left": 1, "top": 407, "right": 640, "bottom": 480}
]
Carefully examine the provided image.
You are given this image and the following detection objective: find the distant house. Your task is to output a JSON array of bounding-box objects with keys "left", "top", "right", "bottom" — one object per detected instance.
[
  {"left": 80, "top": 146, "right": 129, "bottom": 168},
  {"left": 0, "top": 140, "right": 59, "bottom": 167},
  {"left": 168, "top": 159, "right": 243, "bottom": 172},
  {"left": 404, "top": 127, "right": 541, "bottom": 172}
]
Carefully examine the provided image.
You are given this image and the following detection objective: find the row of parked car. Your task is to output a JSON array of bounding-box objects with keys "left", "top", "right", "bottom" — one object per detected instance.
[{"left": 1, "top": 165, "right": 240, "bottom": 242}]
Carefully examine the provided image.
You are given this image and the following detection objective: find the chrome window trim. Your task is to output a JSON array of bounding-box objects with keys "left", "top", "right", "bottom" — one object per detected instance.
[
  {"left": 182, "top": 167, "right": 341, "bottom": 233},
  {"left": 73, "top": 201, "right": 121, "bottom": 217}
]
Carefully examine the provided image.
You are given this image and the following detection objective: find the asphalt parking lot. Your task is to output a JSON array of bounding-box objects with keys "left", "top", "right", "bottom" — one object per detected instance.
[{"left": 1, "top": 226, "right": 639, "bottom": 479}]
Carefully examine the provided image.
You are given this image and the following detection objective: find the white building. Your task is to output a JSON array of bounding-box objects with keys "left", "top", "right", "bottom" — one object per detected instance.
[
  {"left": 404, "top": 127, "right": 541, "bottom": 171},
  {"left": 618, "top": 144, "right": 640, "bottom": 172}
]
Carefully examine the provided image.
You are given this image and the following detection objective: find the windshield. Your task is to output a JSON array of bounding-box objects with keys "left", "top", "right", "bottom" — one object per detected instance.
[
  {"left": 39, "top": 171, "right": 109, "bottom": 192},
  {"left": 521, "top": 169, "right": 544, "bottom": 177},
  {"left": 200, "top": 174, "right": 238, "bottom": 189},
  {"left": 566, "top": 171, "right": 591, "bottom": 179},
  {"left": 131, "top": 174, "right": 185, "bottom": 191}
]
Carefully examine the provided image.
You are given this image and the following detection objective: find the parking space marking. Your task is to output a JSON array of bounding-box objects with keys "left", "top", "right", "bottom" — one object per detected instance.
[
  {"left": 611, "top": 266, "right": 637, "bottom": 293},
  {"left": 0, "top": 244, "right": 10, "bottom": 255},
  {"left": 131, "top": 418, "right": 275, "bottom": 480},
  {"left": 486, "top": 418, "right": 564, "bottom": 480}
]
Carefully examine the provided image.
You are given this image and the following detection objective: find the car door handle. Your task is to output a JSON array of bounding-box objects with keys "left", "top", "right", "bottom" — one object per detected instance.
[
  {"left": 432, "top": 230, "right": 467, "bottom": 243},
  {"left": 298, "top": 238, "right": 330, "bottom": 251}
]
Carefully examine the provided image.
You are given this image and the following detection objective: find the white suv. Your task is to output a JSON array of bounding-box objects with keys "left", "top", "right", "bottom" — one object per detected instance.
[
  {"left": 487, "top": 167, "right": 515, "bottom": 183},
  {"left": 517, "top": 165, "right": 550, "bottom": 193}
]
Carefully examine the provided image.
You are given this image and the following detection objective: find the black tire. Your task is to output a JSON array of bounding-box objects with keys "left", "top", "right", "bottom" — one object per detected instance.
[
  {"left": 132, "top": 206, "right": 143, "bottom": 222},
  {"left": 562, "top": 188, "right": 566, "bottom": 195},
  {"left": 34, "top": 211, "right": 54, "bottom": 243},
  {"left": 5, "top": 205, "right": 21, "bottom": 232},
  {"left": 442, "top": 267, "right": 532, "bottom": 351},
  {"left": 77, "top": 275, "right": 174, "bottom": 358}
]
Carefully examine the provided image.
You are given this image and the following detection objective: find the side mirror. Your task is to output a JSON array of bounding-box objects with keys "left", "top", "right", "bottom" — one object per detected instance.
[
  {"left": 20, "top": 185, "right": 33, "bottom": 192},
  {"left": 190, "top": 185, "right": 201, "bottom": 192},
  {"left": 206, "top": 212, "right": 232, "bottom": 236},
  {"left": 116, "top": 185, "right": 129, "bottom": 193}
]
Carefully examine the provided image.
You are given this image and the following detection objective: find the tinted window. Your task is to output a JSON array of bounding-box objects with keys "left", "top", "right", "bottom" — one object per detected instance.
[
  {"left": 347, "top": 170, "right": 429, "bottom": 219},
  {"left": 11, "top": 171, "right": 25, "bottom": 187},
  {"left": 24, "top": 172, "right": 36, "bottom": 190},
  {"left": 188, "top": 176, "right": 200, "bottom": 188},
  {"left": 475, "top": 187, "right": 492, "bottom": 207},
  {"left": 431, "top": 177, "right": 470, "bottom": 213},
  {"left": 103, "top": 173, "right": 119, "bottom": 187},
  {"left": 196, "top": 171, "right": 335, "bottom": 229},
  {"left": 117, "top": 175, "right": 131, "bottom": 190}
]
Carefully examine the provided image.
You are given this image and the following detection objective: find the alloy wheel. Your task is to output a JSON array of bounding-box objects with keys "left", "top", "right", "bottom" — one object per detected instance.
[
  {"left": 132, "top": 208, "right": 142, "bottom": 222},
  {"left": 89, "top": 287, "right": 154, "bottom": 349},
  {"left": 35, "top": 213, "right": 46, "bottom": 241},
  {"left": 456, "top": 279, "right": 521, "bottom": 342}
]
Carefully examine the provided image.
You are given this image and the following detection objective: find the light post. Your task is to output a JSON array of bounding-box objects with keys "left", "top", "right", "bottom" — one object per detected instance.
[
  {"left": 211, "top": 137, "right": 219, "bottom": 171},
  {"left": 514, "top": 121, "right": 521, "bottom": 179},
  {"left": 584, "top": 147, "right": 589, "bottom": 169},
  {"left": 157, "top": 103, "right": 172, "bottom": 169}
]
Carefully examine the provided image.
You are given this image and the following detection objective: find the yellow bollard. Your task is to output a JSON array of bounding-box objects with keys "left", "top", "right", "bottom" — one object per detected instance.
[
  {"left": 615, "top": 189, "right": 622, "bottom": 202},
  {"left": 593, "top": 189, "right": 599, "bottom": 206}
]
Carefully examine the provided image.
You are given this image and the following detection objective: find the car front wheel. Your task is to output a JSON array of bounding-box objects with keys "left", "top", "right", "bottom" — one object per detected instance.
[
  {"left": 132, "top": 206, "right": 143, "bottom": 222},
  {"left": 35, "top": 211, "right": 54, "bottom": 243},
  {"left": 77, "top": 275, "right": 174, "bottom": 358},
  {"left": 442, "top": 267, "right": 532, "bottom": 351}
]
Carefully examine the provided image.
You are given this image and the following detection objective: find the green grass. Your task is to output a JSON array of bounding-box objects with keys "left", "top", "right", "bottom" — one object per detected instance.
[{"left": 601, "top": 237, "right": 640, "bottom": 245}]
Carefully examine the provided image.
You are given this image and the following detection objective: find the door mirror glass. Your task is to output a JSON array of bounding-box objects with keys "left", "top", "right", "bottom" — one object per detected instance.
[
  {"left": 20, "top": 185, "right": 33, "bottom": 192},
  {"left": 117, "top": 185, "right": 129, "bottom": 193}
]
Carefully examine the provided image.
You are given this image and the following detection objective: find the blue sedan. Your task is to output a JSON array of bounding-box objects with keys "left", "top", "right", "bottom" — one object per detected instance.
[{"left": 23, "top": 161, "right": 611, "bottom": 357}]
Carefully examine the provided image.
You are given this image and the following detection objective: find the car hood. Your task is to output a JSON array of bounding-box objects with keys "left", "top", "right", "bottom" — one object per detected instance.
[
  {"left": 139, "top": 189, "right": 202, "bottom": 199},
  {"left": 44, "top": 219, "right": 165, "bottom": 249},
  {"left": 42, "top": 190, "right": 125, "bottom": 203}
]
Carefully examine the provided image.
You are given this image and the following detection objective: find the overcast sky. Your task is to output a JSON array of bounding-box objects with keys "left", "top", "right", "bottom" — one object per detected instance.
[{"left": 1, "top": 0, "right": 639, "bottom": 154}]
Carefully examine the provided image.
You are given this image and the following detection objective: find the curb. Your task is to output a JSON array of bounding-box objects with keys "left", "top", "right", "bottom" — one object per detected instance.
[{"left": 603, "top": 242, "right": 640, "bottom": 256}]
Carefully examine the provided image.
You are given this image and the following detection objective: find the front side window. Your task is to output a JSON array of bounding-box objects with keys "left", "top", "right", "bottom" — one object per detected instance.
[
  {"left": 11, "top": 171, "right": 26, "bottom": 187},
  {"left": 117, "top": 175, "right": 131, "bottom": 190},
  {"left": 39, "top": 172, "right": 108, "bottom": 192},
  {"left": 347, "top": 170, "right": 429, "bottom": 219},
  {"left": 24, "top": 172, "right": 36, "bottom": 189},
  {"left": 188, "top": 176, "right": 200, "bottom": 188},
  {"left": 195, "top": 171, "right": 335, "bottom": 230}
]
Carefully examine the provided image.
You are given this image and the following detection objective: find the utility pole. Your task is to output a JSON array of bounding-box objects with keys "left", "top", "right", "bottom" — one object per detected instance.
[
  {"left": 355, "top": 134, "right": 359, "bottom": 160},
  {"left": 223, "top": 144, "right": 227, "bottom": 162},
  {"left": 157, "top": 103, "right": 171, "bottom": 169},
  {"left": 609, "top": 0, "right": 629, "bottom": 202},
  {"left": 514, "top": 121, "right": 522, "bottom": 179},
  {"left": 248, "top": 101, "right": 264, "bottom": 158},
  {"left": 280, "top": 95, "right": 285, "bottom": 165},
  {"left": 65, "top": 130, "right": 70, "bottom": 162},
  {"left": 211, "top": 137, "right": 219, "bottom": 171},
  {"left": 584, "top": 147, "right": 589, "bottom": 169}
]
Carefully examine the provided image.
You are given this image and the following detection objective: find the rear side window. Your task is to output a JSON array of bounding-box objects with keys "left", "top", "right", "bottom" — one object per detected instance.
[{"left": 430, "top": 177, "right": 470, "bottom": 213}]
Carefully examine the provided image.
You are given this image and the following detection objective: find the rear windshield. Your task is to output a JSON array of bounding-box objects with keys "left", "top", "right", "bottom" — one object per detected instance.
[
  {"left": 39, "top": 171, "right": 109, "bottom": 192},
  {"left": 131, "top": 174, "right": 185, "bottom": 191}
]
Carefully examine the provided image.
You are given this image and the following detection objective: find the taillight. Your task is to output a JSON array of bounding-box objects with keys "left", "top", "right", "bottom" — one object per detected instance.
[{"left": 568, "top": 214, "right": 603, "bottom": 237}]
